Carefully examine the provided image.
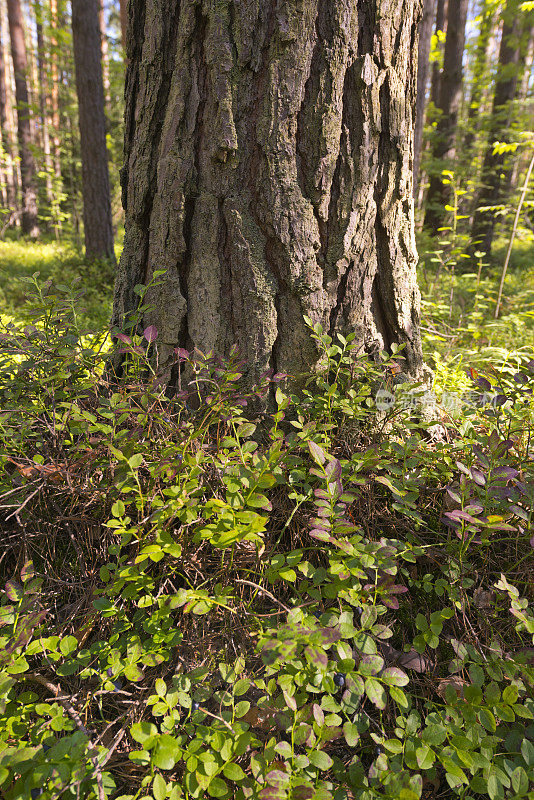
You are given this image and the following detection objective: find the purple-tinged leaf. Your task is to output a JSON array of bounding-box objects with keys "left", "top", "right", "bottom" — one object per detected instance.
[
  {"left": 305, "top": 645, "right": 328, "bottom": 669},
  {"left": 464, "top": 504, "right": 483, "bottom": 515},
  {"left": 308, "top": 441, "right": 327, "bottom": 466},
  {"left": 381, "top": 666, "right": 409, "bottom": 686},
  {"left": 444, "top": 510, "right": 481, "bottom": 525},
  {"left": 143, "top": 325, "right": 158, "bottom": 343},
  {"left": 470, "top": 468, "right": 486, "bottom": 486},
  {"left": 312, "top": 703, "right": 324, "bottom": 726},
  {"left": 20, "top": 561, "right": 34, "bottom": 583},
  {"left": 292, "top": 785, "right": 314, "bottom": 800},
  {"left": 492, "top": 466, "right": 519, "bottom": 480},
  {"left": 446, "top": 487, "right": 462, "bottom": 504},
  {"left": 315, "top": 627, "right": 342, "bottom": 645},
  {"left": 530, "top": 535, "right": 534, "bottom": 548},
  {"left": 309, "top": 529, "right": 331, "bottom": 542},
  {"left": 325, "top": 458, "right": 342, "bottom": 480},
  {"left": 476, "top": 377, "right": 492, "bottom": 391},
  {"left": 115, "top": 331, "right": 132, "bottom": 345},
  {"left": 5, "top": 581, "right": 22, "bottom": 602},
  {"left": 359, "top": 654, "right": 385, "bottom": 675},
  {"left": 173, "top": 347, "right": 189, "bottom": 360}
]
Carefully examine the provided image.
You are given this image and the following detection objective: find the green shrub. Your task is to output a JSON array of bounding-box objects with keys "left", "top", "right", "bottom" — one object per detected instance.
[{"left": 0, "top": 278, "right": 532, "bottom": 800}]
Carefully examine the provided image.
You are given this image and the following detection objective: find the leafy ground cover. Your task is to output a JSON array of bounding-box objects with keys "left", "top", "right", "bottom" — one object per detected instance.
[{"left": 0, "top": 247, "right": 532, "bottom": 800}]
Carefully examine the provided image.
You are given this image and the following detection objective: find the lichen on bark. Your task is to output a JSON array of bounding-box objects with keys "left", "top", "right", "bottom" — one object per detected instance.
[{"left": 113, "top": 0, "right": 423, "bottom": 383}]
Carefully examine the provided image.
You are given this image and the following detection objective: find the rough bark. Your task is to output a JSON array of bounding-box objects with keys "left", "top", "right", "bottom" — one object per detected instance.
[
  {"left": 429, "top": 0, "right": 447, "bottom": 108},
  {"left": 0, "top": 6, "right": 17, "bottom": 211},
  {"left": 6, "top": 0, "right": 39, "bottom": 236},
  {"left": 423, "top": 0, "right": 468, "bottom": 233},
  {"left": 471, "top": 0, "right": 529, "bottom": 255},
  {"left": 71, "top": 0, "right": 115, "bottom": 261},
  {"left": 113, "top": 0, "right": 424, "bottom": 385},
  {"left": 414, "top": 0, "right": 436, "bottom": 199}
]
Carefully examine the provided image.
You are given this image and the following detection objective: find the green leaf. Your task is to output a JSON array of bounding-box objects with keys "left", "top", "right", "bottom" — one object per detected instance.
[
  {"left": 511, "top": 766, "right": 529, "bottom": 795},
  {"left": 365, "top": 677, "right": 387, "bottom": 709},
  {"left": 389, "top": 686, "right": 409, "bottom": 709},
  {"left": 478, "top": 707, "right": 496, "bottom": 732},
  {"left": 112, "top": 500, "right": 125, "bottom": 517},
  {"left": 237, "top": 423, "right": 256, "bottom": 438},
  {"left": 308, "top": 749, "right": 333, "bottom": 770},
  {"left": 383, "top": 738, "right": 403, "bottom": 754},
  {"left": 131, "top": 722, "right": 158, "bottom": 746},
  {"left": 422, "top": 724, "right": 447, "bottom": 746},
  {"left": 153, "top": 734, "right": 181, "bottom": 770},
  {"left": 223, "top": 762, "right": 245, "bottom": 781},
  {"left": 441, "top": 756, "right": 468, "bottom": 785},
  {"left": 59, "top": 635, "right": 77, "bottom": 656},
  {"left": 416, "top": 745, "right": 435, "bottom": 770},
  {"left": 343, "top": 721, "right": 359, "bottom": 747},
  {"left": 487, "top": 773, "right": 501, "bottom": 800},
  {"left": 128, "top": 454, "right": 144, "bottom": 470},
  {"left": 207, "top": 777, "right": 228, "bottom": 797},
  {"left": 153, "top": 773, "right": 167, "bottom": 800},
  {"left": 521, "top": 738, "right": 534, "bottom": 766}
]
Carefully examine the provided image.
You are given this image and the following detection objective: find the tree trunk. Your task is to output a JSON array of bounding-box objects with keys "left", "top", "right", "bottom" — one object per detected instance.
[
  {"left": 6, "top": 0, "right": 39, "bottom": 237},
  {"left": 118, "top": 0, "right": 127, "bottom": 51},
  {"left": 423, "top": 0, "right": 468, "bottom": 233},
  {"left": 414, "top": 0, "right": 437, "bottom": 200},
  {"left": 71, "top": 0, "right": 115, "bottom": 261},
  {"left": 429, "top": 0, "right": 447, "bottom": 108},
  {"left": 49, "top": 0, "right": 61, "bottom": 185},
  {"left": 471, "top": 0, "right": 529, "bottom": 255},
  {"left": 113, "top": 0, "right": 423, "bottom": 384},
  {"left": 463, "top": 0, "right": 498, "bottom": 160},
  {"left": 0, "top": 5, "right": 17, "bottom": 211},
  {"left": 34, "top": 0, "right": 55, "bottom": 217},
  {"left": 99, "top": 0, "right": 111, "bottom": 109}
]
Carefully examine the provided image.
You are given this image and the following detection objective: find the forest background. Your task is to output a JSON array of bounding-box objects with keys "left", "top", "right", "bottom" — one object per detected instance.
[{"left": 0, "top": 2, "right": 534, "bottom": 800}]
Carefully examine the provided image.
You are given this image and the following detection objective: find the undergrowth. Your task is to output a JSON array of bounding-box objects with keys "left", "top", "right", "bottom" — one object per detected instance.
[{"left": 0, "top": 273, "right": 533, "bottom": 800}]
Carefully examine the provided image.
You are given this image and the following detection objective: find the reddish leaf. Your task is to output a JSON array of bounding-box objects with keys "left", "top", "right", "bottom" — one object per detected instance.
[{"left": 143, "top": 325, "right": 158, "bottom": 343}]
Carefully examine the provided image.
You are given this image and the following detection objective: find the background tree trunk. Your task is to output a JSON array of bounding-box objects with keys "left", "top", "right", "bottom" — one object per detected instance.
[
  {"left": 113, "top": 0, "right": 423, "bottom": 383},
  {"left": 414, "top": 0, "right": 437, "bottom": 200},
  {"left": 471, "top": 0, "right": 529, "bottom": 254},
  {"left": 430, "top": 0, "right": 448, "bottom": 107},
  {"left": 118, "top": 0, "right": 127, "bottom": 51},
  {"left": 424, "top": 0, "right": 469, "bottom": 233},
  {"left": 6, "top": 0, "right": 39, "bottom": 236},
  {"left": 71, "top": 0, "right": 115, "bottom": 261},
  {"left": 463, "top": 0, "right": 498, "bottom": 161},
  {"left": 34, "top": 0, "right": 54, "bottom": 219},
  {"left": 99, "top": 0, "right": 111, "bottom": 109},
  {"left": 49, "top": 0, "right": 61, "bottom": 185},
  {"left": 0, "top": 5, "right": 17, "bottom": 211}
]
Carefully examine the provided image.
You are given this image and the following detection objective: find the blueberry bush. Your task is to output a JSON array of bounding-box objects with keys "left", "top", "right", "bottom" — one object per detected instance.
[{"left": 0, "top": 275, "right": 532, "bottom": 800}]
